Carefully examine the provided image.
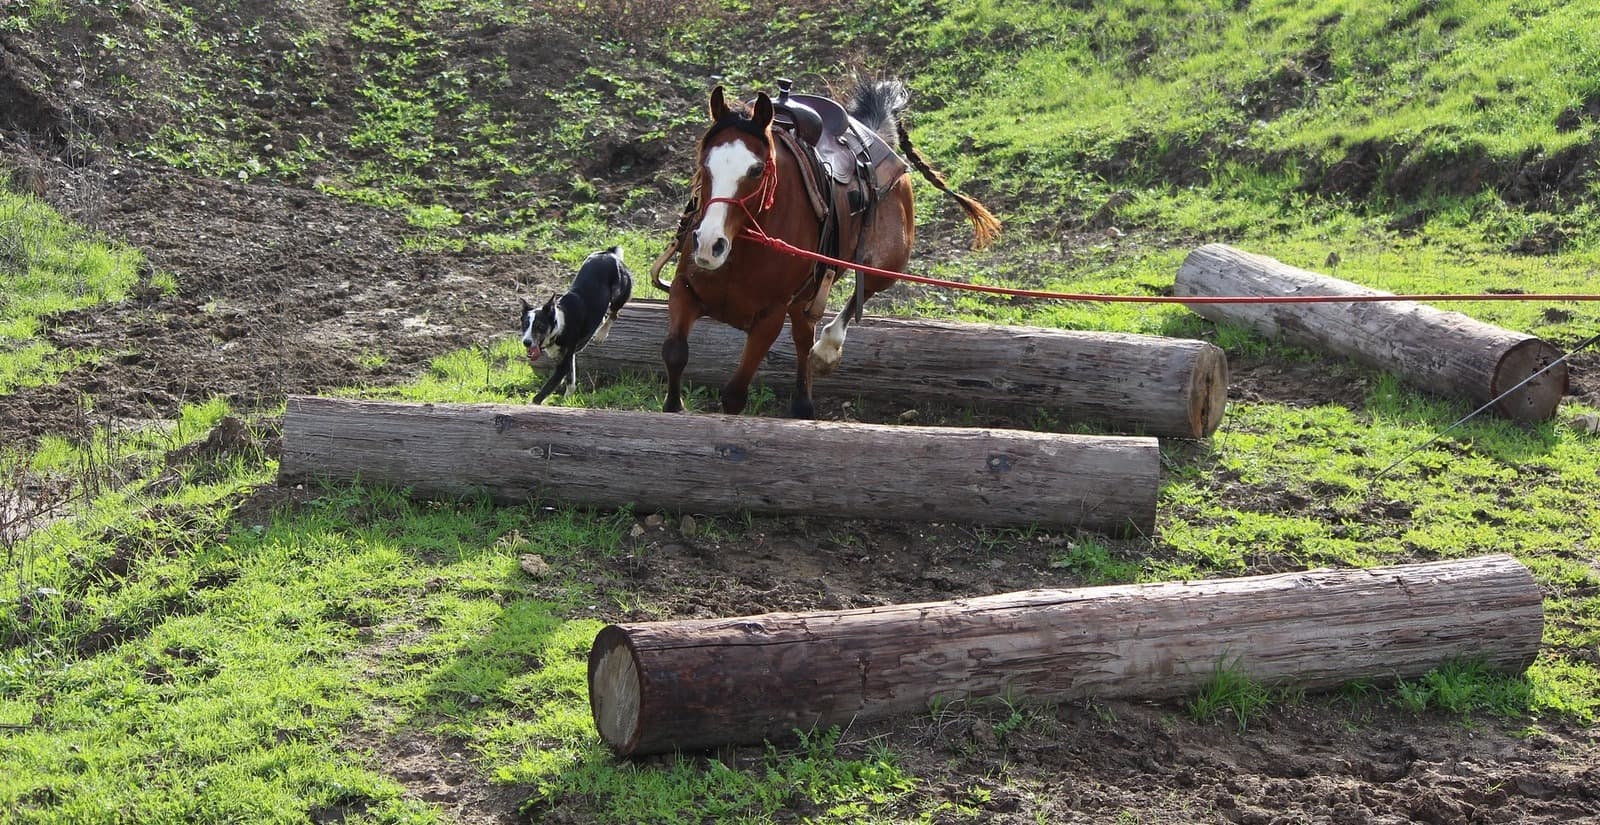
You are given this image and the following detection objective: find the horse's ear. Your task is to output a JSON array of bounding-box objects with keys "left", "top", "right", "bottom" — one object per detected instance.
[
  {"left": 751, "top": 91, "right": 774, "bottom": 130},
  {"left": 709, "top": 85, "right": 729, "bottom": 121}
]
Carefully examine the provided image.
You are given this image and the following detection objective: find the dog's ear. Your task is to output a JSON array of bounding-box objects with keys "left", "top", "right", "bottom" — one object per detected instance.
[
  {"left": 520, "top": 297, "right": 531, "bottom": 316},
  {"left": 544, "top": 295, "right": 558, "bottom": 311}
]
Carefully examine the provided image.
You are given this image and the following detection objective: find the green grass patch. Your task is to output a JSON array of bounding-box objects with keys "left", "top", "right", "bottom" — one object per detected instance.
[
  {"left": 1392, "top": 658, "right": 1536, "bottom": 718},
  {"left": 0, "top": 187, "right": 157, "bottom": 394},
  {"left": 1186, "top": 659, "right": 1276, "bottom": 731}
]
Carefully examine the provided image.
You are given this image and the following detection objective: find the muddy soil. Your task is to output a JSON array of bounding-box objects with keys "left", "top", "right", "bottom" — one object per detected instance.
[{"left": 3, "top": 7, "right": 1599, "bottom": 824}]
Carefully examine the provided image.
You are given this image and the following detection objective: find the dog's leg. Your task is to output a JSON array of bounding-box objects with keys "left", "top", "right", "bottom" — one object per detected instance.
[
  {"left": 563, "top": 354, "right": 578, "bottom": 397},
  {"left": 590, "top": 313, "right": 615, "bottom": 346},
  {"left": 531, "top": 362, "right": 568, "bottom": 404}
]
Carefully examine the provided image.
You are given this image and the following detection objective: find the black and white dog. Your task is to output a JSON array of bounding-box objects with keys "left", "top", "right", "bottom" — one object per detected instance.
[{"left": 520, "top": 246, "right": 633, "bottom": 403}]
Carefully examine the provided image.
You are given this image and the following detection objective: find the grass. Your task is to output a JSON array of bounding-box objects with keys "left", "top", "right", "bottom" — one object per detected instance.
[
  {"left": 5, "top": 0, "right": 1600, "bottom": 821},
  {"left": 1, "top": 402, "right": 922, "bottom": 822},
  {"left": 1186, "top": 659, "right": 1276, "bottom": 731},
  {"left": 1392, "top": 658, "right": 1536, "bottom": 717},
  {"left": 0, "top": 184, "right": 157, "bottom": 394}
]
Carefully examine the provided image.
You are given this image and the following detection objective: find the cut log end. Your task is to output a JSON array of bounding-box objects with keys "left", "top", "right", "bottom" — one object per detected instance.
[
  {"left": 589, "top": 627, "right": 643, "bottom": 755},
  {"left": 1492, "top": 338, "right": 1568, "bottom": 421},
  {"left": 1186, "top": 343, "right": 1230, "bottom": 438}
]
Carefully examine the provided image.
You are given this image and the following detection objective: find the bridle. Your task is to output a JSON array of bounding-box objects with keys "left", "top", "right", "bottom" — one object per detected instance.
[{"left": 695, "top": 126, "right": 778, "bottom": 229}]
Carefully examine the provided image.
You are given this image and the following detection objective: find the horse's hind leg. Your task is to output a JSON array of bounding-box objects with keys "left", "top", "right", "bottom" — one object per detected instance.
[
  {"left": 721, "top": 309, "right": 786, "bottom": 415},
  {"left": 809, "top": 272, "right": 897, "bottom": 376},
  {"left": 787, "top": 305, "right": 817, "bottom": 419}
]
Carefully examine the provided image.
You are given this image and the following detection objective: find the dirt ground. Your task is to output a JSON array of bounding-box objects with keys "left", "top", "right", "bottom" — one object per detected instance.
[{"left": 4, "top": 11, "right": 1600, "bottom": 825}]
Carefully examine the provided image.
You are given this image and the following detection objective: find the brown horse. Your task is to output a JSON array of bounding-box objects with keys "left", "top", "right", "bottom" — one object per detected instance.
[{"left": 662, "top": 79, "right": 1000, "bottom": 418}]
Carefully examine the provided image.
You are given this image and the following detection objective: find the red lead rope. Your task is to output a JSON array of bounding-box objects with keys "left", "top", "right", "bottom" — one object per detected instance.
[{"left": 700, "top": 190, "right": 1600, "bottom": 305}]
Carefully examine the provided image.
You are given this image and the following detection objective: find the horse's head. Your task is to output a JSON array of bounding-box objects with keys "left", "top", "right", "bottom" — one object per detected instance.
[{"left": 688, "top": 86, "right": 776, "bottom": 271}]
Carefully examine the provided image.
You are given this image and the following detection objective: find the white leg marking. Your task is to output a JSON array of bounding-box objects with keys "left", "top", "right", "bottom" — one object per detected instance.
[
  {"left": 591, "top": 312, "right": 615, "bottom": 346},
  {"left": 809, "top": 315, "right": 848, "bottom": 375}
]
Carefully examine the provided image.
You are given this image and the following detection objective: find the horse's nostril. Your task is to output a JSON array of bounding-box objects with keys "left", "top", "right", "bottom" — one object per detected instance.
[{"left": 712, "top": 238, "right": 728, "bottom": 258}]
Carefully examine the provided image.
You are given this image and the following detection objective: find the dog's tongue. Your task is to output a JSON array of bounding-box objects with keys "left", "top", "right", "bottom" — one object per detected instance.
[{"left": 527, "top": 345, "right": 543, "bottom": 362}]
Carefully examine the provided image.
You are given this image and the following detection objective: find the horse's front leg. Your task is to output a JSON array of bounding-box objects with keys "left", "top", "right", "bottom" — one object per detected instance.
[
  {"left": 787, "top": 305, "right": 817, "bottom": 419},
  {"left": 721, "top": 309, "right": 785, "bottom": 415},
  {"left": 662, "top": 282, "right": 699, "bottom": 413}
]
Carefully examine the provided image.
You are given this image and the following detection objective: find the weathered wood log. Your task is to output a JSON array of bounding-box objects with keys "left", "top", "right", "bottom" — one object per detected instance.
[
  {"left": 579, "top": 301, "right": 1228, "bottom": 438},
  {"left": 278, "top": 396, "right": 1159, "bottom": 533},
  {"left": 589, "top": 554, "right": 1543, "bottom": 756},
  {"left": 1174, "top": 243, "right": 1567, "bottom": 420}
]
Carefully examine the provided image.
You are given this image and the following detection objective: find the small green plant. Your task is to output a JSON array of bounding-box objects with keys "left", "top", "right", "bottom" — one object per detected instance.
[
  {"left": 991, "top": 694, "right": 1032, "bottom": 741},
  {"left": 1049, "top": 537, "right": 1142, "bottom": 584}
]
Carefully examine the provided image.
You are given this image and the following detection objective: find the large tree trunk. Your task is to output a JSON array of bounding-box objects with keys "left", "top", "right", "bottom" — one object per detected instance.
[
  {"left": 278, "top": 396, "right": 1159, "bottom": 533},
  {"left": 1174, "top": 243, "right": 1567, "bottom": 420},
  {"left": 577, "top": 301, "right": 1228, "bottom": 438},
  {"left": 589, "top": 555, "right": 1543, "bottom": 756}
]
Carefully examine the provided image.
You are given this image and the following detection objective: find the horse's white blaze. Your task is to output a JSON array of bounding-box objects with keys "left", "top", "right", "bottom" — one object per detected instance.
[{"left": 693, "top": 141, "right": 762, "bottom": 270}]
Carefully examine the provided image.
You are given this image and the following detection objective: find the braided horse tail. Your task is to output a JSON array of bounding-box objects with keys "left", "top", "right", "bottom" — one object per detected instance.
[{"left": 849, "top": 79, "right": 1001, "bottom": 251}]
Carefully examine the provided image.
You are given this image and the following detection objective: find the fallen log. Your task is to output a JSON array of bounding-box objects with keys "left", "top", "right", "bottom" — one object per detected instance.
[
  {"left": 589, "top": 554, "right": 1543, "bottom": 756},
  {"left": 579, "top": 301, "right": 1228, "bottom": 438},
  {"left": 1173, "top": 243, "right": 1567, "bottom": 420},
  {"left": 278, "top": 396, "right": 1159, "bottom": 533}
]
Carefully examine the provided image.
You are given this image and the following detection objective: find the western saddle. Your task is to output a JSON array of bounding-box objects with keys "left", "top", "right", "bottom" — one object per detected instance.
[
  {"left": 765, "top": 78, "right": 908, "bottom": 319},
  {"left": 657, "top": 80, "right": 910, "bottom": 319}
]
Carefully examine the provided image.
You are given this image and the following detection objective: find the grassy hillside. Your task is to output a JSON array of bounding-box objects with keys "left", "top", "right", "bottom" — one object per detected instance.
[{"left": 3, "top": 0, "right": 1600, "bottom": 822}]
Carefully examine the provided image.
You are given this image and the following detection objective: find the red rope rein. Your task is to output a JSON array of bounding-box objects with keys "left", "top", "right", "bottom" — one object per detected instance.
[{"left": 701, "top": 192, "right": 1600, "bottom": 305}]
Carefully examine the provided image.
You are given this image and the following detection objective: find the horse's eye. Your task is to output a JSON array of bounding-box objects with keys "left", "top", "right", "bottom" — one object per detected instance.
[{"left": 746, "top": 163, "right": 764, "bottom": 179}]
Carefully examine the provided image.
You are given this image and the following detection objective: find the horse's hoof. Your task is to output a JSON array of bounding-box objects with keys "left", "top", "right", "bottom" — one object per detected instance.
[
  {"left": 790, "top": 397, "right": 816, "bottom": 419},
  {"left": 809, "top": 349, "right": 841, "bottom": 376},
  {"left": 720, "top": 387, "right": 748, "bottom": 415}
]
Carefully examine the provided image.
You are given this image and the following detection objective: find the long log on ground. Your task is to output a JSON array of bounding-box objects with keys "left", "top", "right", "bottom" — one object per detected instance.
[
  {"left": 1174, "top": 243, "right": 1567, "bottom": 420},
  {"left": 589, "top": 554, "right": 1543, "bottom": 755},
  {"left": 278, "top": 396, "right": 1159, "bottom": 533},
  {"left": 579, "top": 301, "right": 1228, "bottom": 438}
]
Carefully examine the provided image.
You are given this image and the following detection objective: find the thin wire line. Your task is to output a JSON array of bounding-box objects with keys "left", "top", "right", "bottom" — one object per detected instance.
[{"left": 1370, "top": 332, "right": 1600, "bottom": 483}]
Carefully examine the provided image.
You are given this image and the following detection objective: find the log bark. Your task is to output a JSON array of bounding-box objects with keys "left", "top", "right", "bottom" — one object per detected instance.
[
  {"left": 589, "top": 554, "right": 1543, "bottom": 755},
  {"left": 278, "top": 396, "right": 1159, "bottom": 533},
  {"left": 1174, "top": 243, "right": 1567, "bottom": 420},
  {"left": 578, "top": 301, "right": 1228, "bottom": 438}
]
